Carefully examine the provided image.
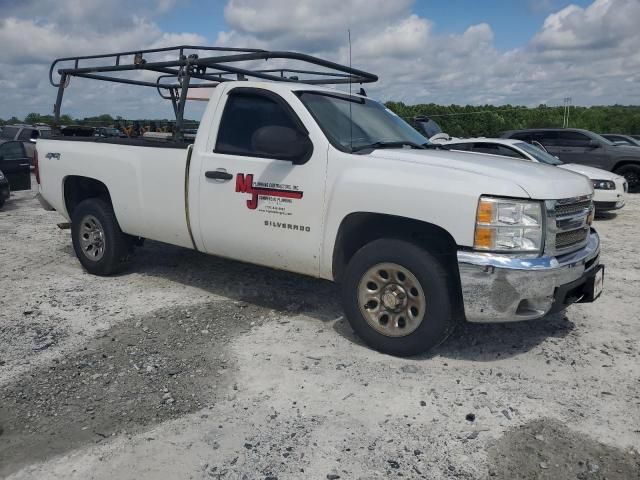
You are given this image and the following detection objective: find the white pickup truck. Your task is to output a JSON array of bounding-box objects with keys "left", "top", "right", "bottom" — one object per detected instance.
[{"left": 37, "top": 47, "right": 604, "bottom": 356}]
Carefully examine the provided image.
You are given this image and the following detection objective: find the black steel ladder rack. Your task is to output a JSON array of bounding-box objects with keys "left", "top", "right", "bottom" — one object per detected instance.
[{"left": 49, "top": 45, "right": 378, "bottom": 139}]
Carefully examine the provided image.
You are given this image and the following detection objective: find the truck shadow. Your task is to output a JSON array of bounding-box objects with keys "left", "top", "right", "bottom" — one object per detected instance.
[
  {"left": 129, "top": 241, "right": 575, "bottom": 362},
  {"left": 594, "top": 211, "right": 618, "bottom": 221}
]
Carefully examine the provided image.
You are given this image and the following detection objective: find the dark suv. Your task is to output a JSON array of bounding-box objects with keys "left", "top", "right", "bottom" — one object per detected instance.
[{"left": 501, "top": 128, "right": 640, "bottom": 191}]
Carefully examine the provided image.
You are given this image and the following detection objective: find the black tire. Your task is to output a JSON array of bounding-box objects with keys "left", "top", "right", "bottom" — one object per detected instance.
[
  {"left": 71, "top": 198, "right": 132, "bottom": 275},
  {"left": 0, "top": 198, "right": 5, "bottom": 210},
  {"left": 341, "top": 238, "right": 456, "bottom": 356},
  {"left": 614, "top": 164, "right": 640, "bottom": 193}
]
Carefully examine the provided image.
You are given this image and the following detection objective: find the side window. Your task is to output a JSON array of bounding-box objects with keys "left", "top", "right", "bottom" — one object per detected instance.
[
  {"left": 215, "top": 92, "right": 301, "bottom": 157},
  {"left": 446, "top": 143, "right": 474, "bottom": 151},
  {"left": 17, "top": 129, "right": 33, "bottom": 141},
  {"left": 556, "top": 131, "right": 591, "bottom": 147},
  {"left": 472, "top": 143, "right": 526, "bottom": 159},
  {"left": 537, "top": 131, "right": 558, "bottom": 146},
  {"left": 510, "top": 132, "right": 532, "bottom": 142},
  {"left": 0, "top": 126, "right": 20, "bottom": 140},
  {"left": 0, "top": 141, "right": 25, "bottom": 160}
]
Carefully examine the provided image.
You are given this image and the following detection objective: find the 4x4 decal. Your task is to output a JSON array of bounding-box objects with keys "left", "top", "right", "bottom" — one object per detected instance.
[{"left": 235, "top": 173, "right": 303, "bottom": 210}]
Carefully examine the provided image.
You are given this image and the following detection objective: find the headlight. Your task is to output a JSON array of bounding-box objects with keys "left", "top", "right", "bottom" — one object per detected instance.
[
  {"left": 592, "top": 179, "right": 615, "bottom": 190},
  {"left": 474, "top": 196, "right": 543, "bottom": 252}
]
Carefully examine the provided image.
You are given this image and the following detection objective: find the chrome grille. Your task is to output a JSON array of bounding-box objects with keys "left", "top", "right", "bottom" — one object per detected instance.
[
  {"left": 556, "top": 227, "right": 589, "bottom": 249},
  {"left": 555, "top": 200, "right": 591, "bottom": 217},
  {"left": 546, "top": 196, "right": 593, "bottom": 255}
]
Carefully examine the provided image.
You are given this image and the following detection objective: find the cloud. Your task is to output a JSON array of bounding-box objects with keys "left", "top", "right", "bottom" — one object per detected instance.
[
  {"left": 224, "top": 0, "right": 414, "bottom": 50},
  {"left": 0, "top": 0, "right": 639, "bottom": 120},
  {"left": 532, "top": 0, "right": 640, "bottom": 52},
  {"left": 0, "top": 0, "right": 208, "bottom": 119}
]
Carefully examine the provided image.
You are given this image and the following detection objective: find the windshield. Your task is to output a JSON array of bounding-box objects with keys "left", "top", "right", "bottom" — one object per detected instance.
[
  {"left": 297, "top": 91, "right": 429, "bottom": 152},
  {"left": 516, "top": 142, "right": 563, "bottom": 165}
]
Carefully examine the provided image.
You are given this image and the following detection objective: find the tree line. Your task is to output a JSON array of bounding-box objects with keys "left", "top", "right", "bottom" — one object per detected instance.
[
  {"left": 0, "top": 113, "right": 198, "bottom": 131},
  {"left": 2, "top": 105, "right": 640, "bottom": 137},
  {"left": 385, "top": 103, "right": 640, "bottom": 137}
]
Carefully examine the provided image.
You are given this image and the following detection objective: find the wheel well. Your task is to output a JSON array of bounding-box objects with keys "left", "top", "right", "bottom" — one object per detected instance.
[
  {"left": 332, "top": 212, "right": 464, "bottom": 318},
  {"left": 613, "top": 160, "right": 640, "bottom": 172},
  {"left": 63, "top": 176, "right": 112, "bottom": 217}
]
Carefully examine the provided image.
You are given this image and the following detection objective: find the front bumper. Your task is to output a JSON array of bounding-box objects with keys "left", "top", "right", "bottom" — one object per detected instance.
[
  {"left": 594, "top": 200, "right": 625, "bottom": 211},
  {"left": 593, "top": 181, "right": 626, "bottom": 211},
  {"left": 457, "top": 230, "right": 601, "bottom": 323}
]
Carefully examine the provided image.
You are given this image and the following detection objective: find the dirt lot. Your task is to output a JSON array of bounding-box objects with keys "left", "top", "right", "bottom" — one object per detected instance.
[{"left": 1, "top": 184, "right": 639, "bottom": 479}]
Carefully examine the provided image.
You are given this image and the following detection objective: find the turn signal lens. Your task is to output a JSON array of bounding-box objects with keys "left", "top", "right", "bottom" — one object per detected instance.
[
  {"left": 474, "top": 227, "right": 494, "bottom": 249},
  {"left": 476, "top": 200, "right": 494, "bottom": 223}
]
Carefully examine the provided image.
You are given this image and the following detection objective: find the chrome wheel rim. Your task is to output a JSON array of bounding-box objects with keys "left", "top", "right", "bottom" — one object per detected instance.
[
  {"left": 79, "top": 215, "right": 106, "bottom": 261},
  {"left": 357, "top": 262, "right": 426, "bottom": 337}
]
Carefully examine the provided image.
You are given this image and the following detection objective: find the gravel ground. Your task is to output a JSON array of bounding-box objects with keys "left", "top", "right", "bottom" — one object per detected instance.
[{"left": 0, "top": 183, "right": 639, "bottom": 479}]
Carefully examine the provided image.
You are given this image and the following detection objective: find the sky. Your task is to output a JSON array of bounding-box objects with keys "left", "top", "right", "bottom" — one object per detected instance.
[{"left": 0, "top": 0, "right": 638, "bottom": 120}]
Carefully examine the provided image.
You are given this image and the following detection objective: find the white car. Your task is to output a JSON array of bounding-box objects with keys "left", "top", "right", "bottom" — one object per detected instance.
[{"left": 437, "top": 137, "right": 627, "bottom": 213}]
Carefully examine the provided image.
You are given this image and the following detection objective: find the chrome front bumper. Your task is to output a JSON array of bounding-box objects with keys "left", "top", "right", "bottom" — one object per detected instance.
[{"left": 457, "top": 230, "right": 601, "bottom": 323}]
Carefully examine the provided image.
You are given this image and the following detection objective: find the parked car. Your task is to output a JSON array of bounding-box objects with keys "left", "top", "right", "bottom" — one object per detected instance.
[
  {"left": 0, "top": 140, "right": 32, "bottom": 206},
  {"left": 60, "top": 125, "right": 96, "bottom": 137},
  {"left": 0, "top": 124, "right": 52, "bottom": 161},
  {"left": 36, "top": 46, "right": 604, "bottom": 356},
  {"left": 500, "top": 128, "right": 640, "bottom": 192},
  {"left": 437, "top": 138, "right": 627, "bottom": 213},
  {"left": 95, "top": 127, "right": 126, "bottom": 138},
  {"left": 600, "top": 134, "right": 640, "bottom": 147},
  {"left": 0, "top": 168, "right": 9, "bottom": 209}
]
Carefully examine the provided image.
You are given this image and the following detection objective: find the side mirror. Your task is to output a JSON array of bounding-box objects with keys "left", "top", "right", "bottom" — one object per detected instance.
[
  {"left": 251, "top": 126, "right": 313, "bottom": 164},
  {"left": 586, "top": 139, "right": 600, "bottom": 149}
]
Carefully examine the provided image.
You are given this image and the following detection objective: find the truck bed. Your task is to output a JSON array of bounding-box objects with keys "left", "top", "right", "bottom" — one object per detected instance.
[
  {"left": 48, "top": 136, "right": 193, "bottom": 149},
  {"left": 37, "top": 138, "right": 194, "bottom": 249}
]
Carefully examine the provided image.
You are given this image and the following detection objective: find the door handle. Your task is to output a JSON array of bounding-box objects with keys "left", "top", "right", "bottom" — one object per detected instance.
[{"left": 205, "top": 170, "right": 233, "bottom": 181}]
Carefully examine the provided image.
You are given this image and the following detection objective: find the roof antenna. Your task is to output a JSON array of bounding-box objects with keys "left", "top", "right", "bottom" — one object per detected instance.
[{"left": 348, "top": 29, "right": 353, "bottom": 152}]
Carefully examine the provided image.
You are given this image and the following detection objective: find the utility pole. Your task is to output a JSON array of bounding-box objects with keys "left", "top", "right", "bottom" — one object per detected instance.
[{"left": 562, "top": 97, "right": 572, "bottom": 128}]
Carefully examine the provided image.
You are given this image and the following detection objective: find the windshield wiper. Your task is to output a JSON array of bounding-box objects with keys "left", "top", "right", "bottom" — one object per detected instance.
[{"left": 351, "top": 141, "right": 427, "bottom": 153}]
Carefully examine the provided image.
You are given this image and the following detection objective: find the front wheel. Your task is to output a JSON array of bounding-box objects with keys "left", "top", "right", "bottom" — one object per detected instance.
[
  {"left": 341, "top": 239, "right": 456, "bottom": 356},
  {"left": 71, "top": 198, "right": 132, "bottom": 275},
  {"left": 615, "top": 164, "right": 640, "bottom": 193}
]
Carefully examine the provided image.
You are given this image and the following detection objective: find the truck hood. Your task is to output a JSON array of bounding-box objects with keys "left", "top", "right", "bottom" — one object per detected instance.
[
  {"left": 558, "top": 163, "right": 621, "bottom": 181},
  {"left": 370, "top": 148, "right": 593, "bottom": 200}
]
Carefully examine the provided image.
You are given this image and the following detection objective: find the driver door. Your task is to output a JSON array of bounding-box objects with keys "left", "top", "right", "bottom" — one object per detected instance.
[
  {"left": 194, "top": 86, "right": 328, "bottom": 277},
  {"left": 0, "top": 141, "right": 32, "bottom": 191}
]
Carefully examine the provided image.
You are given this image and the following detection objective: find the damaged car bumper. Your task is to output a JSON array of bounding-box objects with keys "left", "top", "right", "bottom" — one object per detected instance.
[{"left": 457, "top": 230, "right": 602, "bottom": 322}]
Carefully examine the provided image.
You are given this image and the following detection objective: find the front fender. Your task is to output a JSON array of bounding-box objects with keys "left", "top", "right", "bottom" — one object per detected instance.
[{"left": 319, "top": 160, "right": 528, "bottom": 279}]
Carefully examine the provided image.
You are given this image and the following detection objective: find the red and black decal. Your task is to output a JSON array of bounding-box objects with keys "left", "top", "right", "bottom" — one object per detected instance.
[{"left": 235, "top": 173, "right": 303, "bottom": 210}]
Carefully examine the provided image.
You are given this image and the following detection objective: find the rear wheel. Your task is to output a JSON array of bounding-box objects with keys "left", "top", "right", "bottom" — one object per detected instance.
[
  {"left": 341, "top": 239, "right": 456, "bottom": 356},
  {"left": 71, "top": 198, "right": 132, "bottom": 275},
  {"left": 615, "top": 164, "right": 640, "bottom": 193}
]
